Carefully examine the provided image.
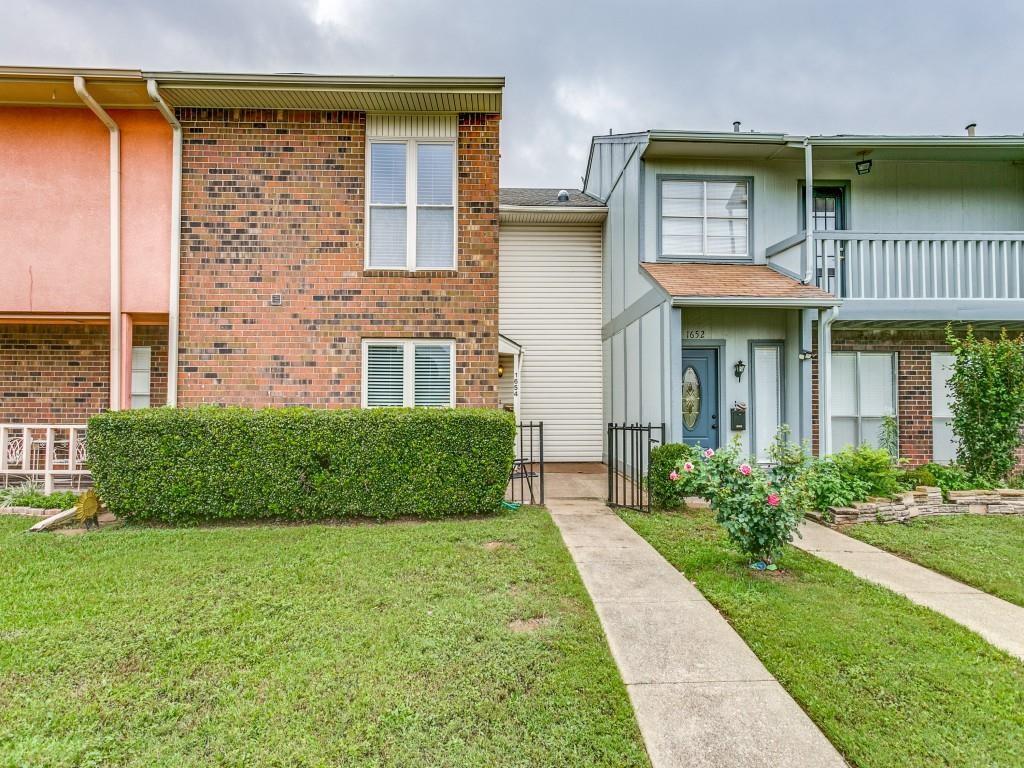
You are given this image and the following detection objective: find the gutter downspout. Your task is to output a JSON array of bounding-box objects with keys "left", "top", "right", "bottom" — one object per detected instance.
[
  {"left": 802, "top": 138, "right": 814, "bottom": 285},
  {"left": 74, "top": 76, "right": 122, "bottom": 411},
  {"left": 147, "top": 79, "right": 182, "bottom": 407},
  {"left": 817, "top": 305, "right": 838, "bottom": 457}
]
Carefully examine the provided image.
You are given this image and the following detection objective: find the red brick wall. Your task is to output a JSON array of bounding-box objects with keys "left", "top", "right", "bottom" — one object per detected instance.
[
  {"left": 176, "top": 109, "right": 500, "bottom": 408},
  {"left": 0, "top": 324, "right": 109, "bottom": 423},
  {"left": 812, "top": 327, "right": 1023, "bottom": 467},
  {"left": 0, "top": 323, "right": 170, "bottom": 422}
]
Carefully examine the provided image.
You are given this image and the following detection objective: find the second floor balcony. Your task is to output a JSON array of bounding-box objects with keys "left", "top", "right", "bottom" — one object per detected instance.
[{"left": 768, "top": 231, "right": 1024, "bottom": 320}]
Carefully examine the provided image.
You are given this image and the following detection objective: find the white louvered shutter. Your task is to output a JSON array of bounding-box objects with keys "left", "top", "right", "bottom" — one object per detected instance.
[
  {"left": 414, "top": 344, "right": 452, "bottom": 406},
  {"left": 366, "top": 344, "right": 405, "bottom": 406}
]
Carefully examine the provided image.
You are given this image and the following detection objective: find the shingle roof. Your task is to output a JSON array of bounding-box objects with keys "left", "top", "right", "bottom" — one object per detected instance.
[
  {"left": 642, "top": 263, "right": 837, "bottom": 305},
  {"left": 499, "top": 188, "right": 604, "bottom": 207}
]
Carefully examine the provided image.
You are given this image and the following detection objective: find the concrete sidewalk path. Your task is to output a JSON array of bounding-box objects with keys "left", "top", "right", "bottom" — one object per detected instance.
[
  {"left": 794, "top": 520, "right": 1024, "bottom": 661},
  {"left": 549, "top": 496, "right": 846, "bottom": 768}
]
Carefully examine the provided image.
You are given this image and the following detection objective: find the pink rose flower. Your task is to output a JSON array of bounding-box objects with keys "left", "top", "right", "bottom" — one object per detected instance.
[
  {"left": 683, "top": 462, "right": 694, "bottom": 472},
  {"left": 766, "top": 493, "right": 781, "bottom": 507},
  {"left": 704, "top": 448, "right": 715, "bottom": 458},
  {"left": 739, "top": 463, "right": 752, "bottom": 476},
  {"left": 669, "top": 470, "right": 679, "bottom": 481}
]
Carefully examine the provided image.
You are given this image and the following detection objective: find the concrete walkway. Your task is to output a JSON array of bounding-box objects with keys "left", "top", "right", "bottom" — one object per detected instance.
[
  {"left": 794, "top": 520, "right": 1024, "bottom": 661},
  {"left": 547, "top": 482, "right": 846, "bottom": 767}
]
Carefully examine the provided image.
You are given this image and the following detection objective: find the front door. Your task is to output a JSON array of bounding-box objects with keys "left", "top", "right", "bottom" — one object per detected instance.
[
  {"left": 681, "top": 348, "right": 719, "bottom": 448},
  {"left": 805, "top": 185, "right": 848, "bottom": 295}
]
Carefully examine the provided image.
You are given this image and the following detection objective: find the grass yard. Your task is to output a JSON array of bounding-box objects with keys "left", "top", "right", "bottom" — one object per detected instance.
[
  {"left": 847, "top": 515, "right": 1024, "bottom": 607},
  {"left": 620, "top": 508, "right": 1024, "bottom": 768},
  {"left": 0, "top": 509, "right": 648, "bottom": 768}
]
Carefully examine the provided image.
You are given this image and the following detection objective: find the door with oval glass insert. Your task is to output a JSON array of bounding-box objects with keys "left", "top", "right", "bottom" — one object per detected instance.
[{"left": 681, "top": 348, "right": 719, "bottom": 448}]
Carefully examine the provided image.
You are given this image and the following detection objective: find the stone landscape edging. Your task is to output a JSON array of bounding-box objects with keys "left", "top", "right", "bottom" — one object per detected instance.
[{"left": 817, "top": 487, "right": 1024, "bottom": 526}]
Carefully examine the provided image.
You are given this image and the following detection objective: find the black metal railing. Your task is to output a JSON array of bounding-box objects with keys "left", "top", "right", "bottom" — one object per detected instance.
[
  {"left": 508, "top": 421, "right": 544, "bottom": 505},
  {"left": 607, "top": 422, "right": 665, "bottom": 513}
]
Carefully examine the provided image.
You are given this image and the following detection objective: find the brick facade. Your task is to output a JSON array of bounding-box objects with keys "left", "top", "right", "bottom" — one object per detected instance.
[
  {"left": 812, "top": 326, "right": 1023, "bottom": 467},
  {"left": 0, "top": 324, "right": 109, "bottom": 423},
  {"left": 0, "top": 323, "right": 168, "bottom": 423},
  {"left": 176, "top": 109, "right": 500, "bottom": 409}
]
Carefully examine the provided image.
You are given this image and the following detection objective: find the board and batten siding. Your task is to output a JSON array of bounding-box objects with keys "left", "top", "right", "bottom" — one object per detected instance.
[{"left": 499, "top": 224, "right": 604, "bottom": 461}]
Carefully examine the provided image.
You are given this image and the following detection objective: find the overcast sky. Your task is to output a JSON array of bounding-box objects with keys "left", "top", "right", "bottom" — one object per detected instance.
[{"left": 5, "top": 0, "right": 1023, "bottom": 188}]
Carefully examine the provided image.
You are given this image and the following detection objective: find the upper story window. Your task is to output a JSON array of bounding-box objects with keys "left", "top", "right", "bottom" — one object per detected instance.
[
  {"left": 659, "top": 177, "right": 750, "bottom": 261},
  {"left": 367, "top": 140, "right": 456, "bottom": 270}
]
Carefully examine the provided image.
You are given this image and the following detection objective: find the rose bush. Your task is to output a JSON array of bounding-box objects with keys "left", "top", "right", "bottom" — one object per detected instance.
[{"left": 671, "top": 440, "right": 806, "bottom": 565}]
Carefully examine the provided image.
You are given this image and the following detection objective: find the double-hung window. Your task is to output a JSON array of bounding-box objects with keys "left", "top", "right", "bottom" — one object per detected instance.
[
  {"left": 831, "top": 352, "right": 897, "bottom": 450},
  {"left": 363, "top": 339, "right": 455, "bottom": 408},
  {"left": 660, "top": 178, "right": 750, "bottom": 260},
  {"left": 367, "top": 140, "right": 456, "bottom": 270}
]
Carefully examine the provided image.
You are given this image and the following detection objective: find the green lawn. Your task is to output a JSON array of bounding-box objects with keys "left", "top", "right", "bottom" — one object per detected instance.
[
  {"left": 0, "top": 509, "right": 648, "bottom": 768},
  {"left": 847, "top": 515, "right": 1024, "bottom": 607},
  {"left": 620, "top": 509, "right": 1024, "bottom": 768}
]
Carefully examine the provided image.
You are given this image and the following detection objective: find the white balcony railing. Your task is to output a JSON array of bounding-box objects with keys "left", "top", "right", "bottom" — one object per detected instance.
[
  {"left": 768, "top": 231, "right": 1024, "bottom": 300},
  {"left": 0, "top": 424, "right": 89, "bottom": 494}
]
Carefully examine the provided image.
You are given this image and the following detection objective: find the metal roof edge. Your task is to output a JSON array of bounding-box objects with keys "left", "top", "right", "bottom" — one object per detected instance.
[{"left": 142, "top": 71, "right": 505, "bottom": 91}]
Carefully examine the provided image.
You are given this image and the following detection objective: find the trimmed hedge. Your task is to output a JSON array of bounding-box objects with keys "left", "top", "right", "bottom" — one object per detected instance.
[{"left": 87, "top": 406, "right": 516, "bottom": 524}]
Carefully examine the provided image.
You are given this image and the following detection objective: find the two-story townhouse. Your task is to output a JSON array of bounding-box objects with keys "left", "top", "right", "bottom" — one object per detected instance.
[
  {"left": 0, "top": 66, "right": 504, "bottom": 487},
  {"left": 590, "top": 128, "right": 1024, "bottom": 466}
]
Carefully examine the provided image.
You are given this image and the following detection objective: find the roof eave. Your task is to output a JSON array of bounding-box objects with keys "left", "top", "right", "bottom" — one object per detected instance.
[{"left": 670, "top": 296, "right": 840, "bottom": 309}]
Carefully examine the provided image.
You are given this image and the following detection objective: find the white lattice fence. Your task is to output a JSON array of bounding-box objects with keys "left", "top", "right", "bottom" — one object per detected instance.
[{"left": 0, "top": 424, "right": 90, "bottom": 493}]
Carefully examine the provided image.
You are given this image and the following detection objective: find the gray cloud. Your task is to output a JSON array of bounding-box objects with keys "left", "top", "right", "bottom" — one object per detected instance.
[{"left": 3, "top": 0, "right": 1023, "bottom": 186}]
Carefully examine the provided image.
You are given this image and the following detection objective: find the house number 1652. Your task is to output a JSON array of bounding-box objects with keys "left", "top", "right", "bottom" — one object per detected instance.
[{"left": 685, "top": 330, "right": 706, "bottom": 339}]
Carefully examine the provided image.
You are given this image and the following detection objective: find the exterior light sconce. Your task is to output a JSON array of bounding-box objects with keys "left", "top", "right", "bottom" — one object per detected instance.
[
  {"left": 497, "top": 363, "right": 504, "bottom": 378},
  {"left": 733, "top": 359, "right": 747, "bottom": 382},
  {"left": 798, "top": 349, "right": 816, "bottom": 361},
  {"left": 855, "top": 156, "right": 873, "bottom": 175}
]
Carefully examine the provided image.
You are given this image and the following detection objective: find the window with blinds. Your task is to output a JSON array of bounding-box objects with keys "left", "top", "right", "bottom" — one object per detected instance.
[
  {"left": 832, "top": 352, "right": 897, "bottom": 450},
  {"left": 363, "top": 340, "right": 454, "bottom": 407},
  {"left": 367, "top": 140, "right": 455, "bottom": 270},
  {"left": 660, "top": 178, "right": 750, "bottom": 260}
]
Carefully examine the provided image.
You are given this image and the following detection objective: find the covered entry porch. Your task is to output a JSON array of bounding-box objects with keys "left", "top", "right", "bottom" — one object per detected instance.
[{"left": 605, "top": 262, "right": 838, "bottom": 462}]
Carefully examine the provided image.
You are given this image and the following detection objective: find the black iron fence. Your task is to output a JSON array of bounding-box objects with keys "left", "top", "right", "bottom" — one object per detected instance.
[
  {"left": 507, "top": 421, "right": 544, "bottom": 505},
  {"left": 607, "top": 422, "right": 665, "bottom": 513}
]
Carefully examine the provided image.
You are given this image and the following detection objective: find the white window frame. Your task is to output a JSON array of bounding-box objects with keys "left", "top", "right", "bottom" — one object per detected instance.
[
  {"left": 130, "top": 346, "right": 152, "bottom": 409},
  {"left": 365, "top": 138, "right": 458, "bottom": 271},
  {"left": 658, "top": 175, "right": 753, "bottom": 262},
  {"left": 831, "top": 351, "right": 898, "bottom": 449},
  {"left": 361, "top": 339, "right": 456, "bottom": 408}
]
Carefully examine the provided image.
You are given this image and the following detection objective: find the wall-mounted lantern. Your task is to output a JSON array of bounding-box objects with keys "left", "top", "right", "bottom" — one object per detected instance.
[
  {"left": 733, "top": 359, "right": 747, "bottom": 382},
  {"left": 497, "top": 362, "right": 504, "bottom": 378}
]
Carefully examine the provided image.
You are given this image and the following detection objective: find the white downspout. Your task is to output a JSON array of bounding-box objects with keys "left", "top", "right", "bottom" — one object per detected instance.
[
  {"left": 147, "top": 79, "right": 182, "bottom": 407},
  {"left": 803, "top": 138, "right": 814, "bottom": 285},
  {"left": 817, "top": 305, "right": 838, "bottom": 456},
  {"left": 75, "top": 76, "right": 122, "bottom": 411}
]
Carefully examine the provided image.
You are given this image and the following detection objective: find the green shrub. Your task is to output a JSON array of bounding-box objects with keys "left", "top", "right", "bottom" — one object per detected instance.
[
  {"left": 924, "top": 463, "right": 992, "bottom": 492},
  {"left": 766, "top": 424, "right": 811, "bottom": 486},
  {"left": 669, "top": 441, "right": 805, "bottom": 564},
  {"left": 803, "top": 459, "right": 871, "bottom": 510},
  {"left": 947, "top": 325, "right": 1024, "bottom": 481},
  {"left": 831, "top": 444, "right": 904, "bottom": 498},
  {"left": 648, "top": 443, "right": 700, "bottom": 509},
  {"left": 900, "top": 465, "right": 939, "bottom": 489},
  {"left": 0, "top": 484, "right": 78, "bottom": 510},
  {"left": 87, "top": 406, "right": 516, "bottom": 524}
]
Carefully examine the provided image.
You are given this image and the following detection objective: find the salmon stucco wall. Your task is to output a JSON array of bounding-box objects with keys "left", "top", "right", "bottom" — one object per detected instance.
[{"left": 0, "top": 107, "right": 172, "bottom": 314}]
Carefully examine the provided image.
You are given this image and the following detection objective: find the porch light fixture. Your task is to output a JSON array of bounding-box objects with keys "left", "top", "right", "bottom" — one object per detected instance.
[
  {"left": 733, "top": 360, "right": 747, "bottom": 382},
  {"left": 497, "top": 362, "right": 504, "bottom": 378},
  {"left": 855, "top": 158, "right": 873, "bottom": 175}
]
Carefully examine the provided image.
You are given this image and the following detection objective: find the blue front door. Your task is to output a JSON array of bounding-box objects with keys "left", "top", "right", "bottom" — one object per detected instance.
[{"left": 681, "top": 348, "right": 719, "bottom": 448}]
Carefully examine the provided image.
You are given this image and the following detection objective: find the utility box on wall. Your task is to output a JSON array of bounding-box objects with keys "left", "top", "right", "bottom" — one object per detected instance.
[{"left": 730, "top": 403, "right": 747, "bottom": 431}]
